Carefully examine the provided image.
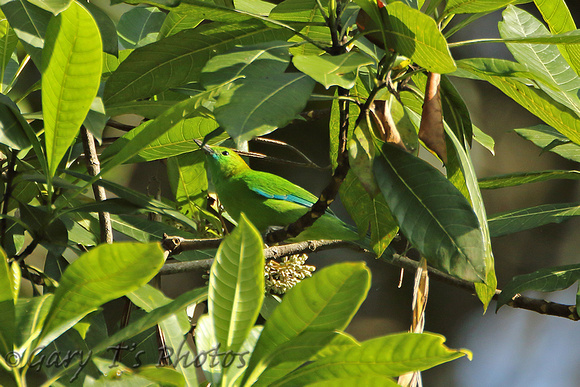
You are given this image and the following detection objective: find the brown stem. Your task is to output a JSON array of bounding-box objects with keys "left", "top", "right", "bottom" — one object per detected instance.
[
  {"left": 81, "top": 128, "right": 113, "bottom": 244},
  {"left": 265, "top": 87, "right": 351, "bottom": 244},
  {"left": 159, "top": 235, "right": 579, "bottom": 321}
]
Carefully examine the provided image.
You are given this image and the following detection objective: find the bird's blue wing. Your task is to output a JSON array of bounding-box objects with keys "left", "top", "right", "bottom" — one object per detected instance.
[
  {"left": 251, "top": 188, "right": 314, "bottom": 208},
  {"left": 242, "top": 170, "right": 318, "bottom": 208}
]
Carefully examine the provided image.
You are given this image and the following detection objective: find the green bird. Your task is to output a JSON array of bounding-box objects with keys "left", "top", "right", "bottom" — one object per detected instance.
[{"left": 197, "top": 142, "right": 360, "bottom": 242}]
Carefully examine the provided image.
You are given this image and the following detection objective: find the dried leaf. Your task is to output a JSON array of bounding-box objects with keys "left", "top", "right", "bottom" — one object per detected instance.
[
  {"left": 370, "top": 100, "right": 406, "bottom": 150},
  {"left": 419, "top": 72, "right": 447, "bottom": 163}
]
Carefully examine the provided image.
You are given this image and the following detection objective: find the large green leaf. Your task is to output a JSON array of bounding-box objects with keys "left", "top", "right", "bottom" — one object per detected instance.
[
  {"left": 0, "top": 0, "right": 51, "bottom": 66},
  {"left": 101, "top": 89, "right": 220, "bottom": 173},
  {"left": 37, "top": 242, "right": 165, "bottom": 348},
  {"left": 533, "top": 0, "right": 580, "bottom": 76},
  {"left": 104, "top": 20, "right": 292, "bottom": 104},
  {"left": 0, "top": 248, "right": 15, "bottom": 356},
  {"left": 167, "top": 151, "right": 207, "bottom": 219},
  {"left": 0, "top": 94, "right": 34, "bottom": 150},
  {"left": 488, "top": 202, "right": 580, "bottom": 237},
  {"left": 214, "top": 73, "right": 315, "bottom": 141},
  {"left": 256, "top": 331, "right": 359, "bottom": 386},
  {"left": 340, "top": 172, "right": 398, "bottom": 257},
  {"left": 456, "top": 58, "right": 580, "bottom": 146},
  {"left": 444, "top": 124, "right": 496, "bottom": 308},
  {"left": 270, "top": 333, "right": 470, "bottom": 386},
  {"left": 105, "top": 100, "right": 177, "bottom": 119},
  {"left": 209, "top": 214, "right": 264, "bottom": 356},
  {"left": 45, "top": 286, "right": 208, "bottom": 384},
  {"left": 497, "top": 263, "right": 580, "bottom": 311},
  {"left": 62, "top": 170, "right": 200, "bottom": 232},
  {"left": 128, "top": 284, "right": 198, "bottom": 386},
  {"left": 83, "top": 0, "right": 118, "bottom": 56},
  {"left": 499, "top": 6, "right": 580, "bottom": 116},
  {"left": 0, "top": 10, "right": 18, "bottom": 92},
  {"left": 200, "top": 41, "right": 292, "bottom": 89},
  {"left": 479, "top": 170, "right": 580, "bottom": 189},
  {"left": 514, "top": 124, "right": 580, "bottom": 162},
  {"left": 384, "top": 1, "right": 456, "bottom": 73},
  {"left": 101, "top": 109, "right": 220, "bottom": 163},
  {"left": 270, "top": 0, "right": 329, "bottom": 56},
  {"left": 117, "top": 6, "right": 165, "bottom": 49},
  {"left": 374, "top": 143, "right": 486, "bottom": 283},
  {"left": 293, "top": 52, "right": 374, "bottom": 89},
  {"left": 42, "top": 1, "right": 102, "bottom": 179},
  {"left": 242, "top": 262, "right": 371, "bottom": 385},
  {"left": 27, "top": 0, "right": 71, "bottom": 15},
  {"left": 13, "top": 294, "right": 53, "bottom": 355},
  {"left": 444, "top": 0, "right": 519, "bottom": 14},
  {"left": 158, "top": 9, "right": 202, "bottom": 39}
]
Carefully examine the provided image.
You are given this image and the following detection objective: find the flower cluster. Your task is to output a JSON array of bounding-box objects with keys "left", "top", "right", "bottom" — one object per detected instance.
[{"left": 264, "top": 254, "right": 316, "bottom": 294}]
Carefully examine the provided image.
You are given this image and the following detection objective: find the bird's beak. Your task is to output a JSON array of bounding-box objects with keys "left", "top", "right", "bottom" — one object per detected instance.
[{"left": 194, "top": 139, "right": 215, "bottom": 155}]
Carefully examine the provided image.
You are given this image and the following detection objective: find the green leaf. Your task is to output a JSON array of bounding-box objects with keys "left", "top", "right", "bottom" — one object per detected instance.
[
  {"left": 0, "top": 94, "right": 34, "bottom": 150},
  {"left": 38, "top": 242, "right": 165, "bottom": 348},
  {"left": 497, "top": 264, "right": 580, "bottom": 312},
  {"left": 473, "top": 125, "right": 495, "bottom": 154},
  {"left": 257, "top": 331, "right": 359, "bottom": 385},
  {"left": 514, "top": 124, "right": 580, "bottom": 162},
  {"left": 499, "top": 5, "right": 580, "bottom": 116},
  {"left": 42, "top": 1, "right": 102, "bottom": 180},
  {"left": 457, "top": 58, "right": 580, "bottom": 146},
  {"left": 293, "top": 52, "right": 374, "bottom": 89},
  {"left": 444, "top": 0, "right": 519, "bottom": 15},
  {"left": 167, "top": 151, "right": 207, "bottom": 218},
  {"left": 271, "top": 332, "right": 470, "bottom": 386},
  {"left": 128, "top": 285, "right": 198, "bottom": 386},
  {"left": 194, "top": 315, "right": 222, "bottom": 384},
  {"left": 27, "top": 0, "right": 71, "bottom": 15},
  {"left": 62, "top": 170, "right": 201, "bottom": 232},
  {"left": 105, "top": 100, "right": 177, "bottom": 119},
  {"left": 533, "top": 0, "right": 580, "bottom": 76},
  {"left": 101, "top": 90, "right": 220, "bottom": 172},
  {"left": 440, "top": 75, "right": 473, "bottom": 147},
  {"left": 444, "top": 122, "right": 496, "bottom": 309},
  {"left": 158, "top": 9, "right": 202, "bottom": 39},
  {"left": 242, "top": 262, "right": 371, "bottom": 385},
  {"left": 479, "top": 170, "right": 580, "bottom": 189},
  {"left": 340, "top": 172, "right": 398, "bottom": 256},
  {"left": 0, "top": 247, "right": 15, "bottom": 355},
  {"left": 104, "top": 20, "right": 292, "bottom": 105},
  {"left": 209, "top": 214, "right": 264, "bottom": 355},
  {"left": 83, "top": 0, "right": 118, "bottom": 56},
  {"left": 374, "top": 143, "right": 486, "bottom": 283},
  {"left": 0, "top": 11, "right": 18, "bottom": 91},
  {"left": 214, "top": 73, "right": 315, "bottom": 141},
  {"left": 385, "top": 1, "right": 456, "bottom": 73},
  {"left": 101, "top": 109, "right": 220, "bottom": 163},
  {"left": 13, "top": 294, "right": 53, "bottom": 354},
  {"left": 488, "top": 202, "right": 580, "bottom": 237},
  {"left": 201, "top": 40, "right": 292, "bottom": 89},
  {"left": 270, "top": 0, "right": 329, "bottom": 56},
  {"left": 0, "top": 0, "right": 51, "bottom": 66},
  {"left": 117, "top": 6, "right": 165, "bottom": 49}
]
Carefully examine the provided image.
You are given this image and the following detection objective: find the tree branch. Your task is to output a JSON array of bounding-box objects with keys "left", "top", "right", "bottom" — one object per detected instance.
[
  {"left": 160, "top": 235, "right": 579, "bottom": 321},
  {"left": 81, "top": 128, "right": 113, "bottom": 244},
  {"left": 265, "top": 87, "right": 351, "bottom": 244}
]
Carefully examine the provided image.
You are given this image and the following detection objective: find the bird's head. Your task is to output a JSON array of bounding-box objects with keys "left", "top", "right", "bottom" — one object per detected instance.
[{"left": 194, "top": 140, "right": 250, "bottom": 179}]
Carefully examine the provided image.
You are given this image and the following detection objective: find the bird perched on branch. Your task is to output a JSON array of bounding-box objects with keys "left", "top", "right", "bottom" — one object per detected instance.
[{"left": 196, "top": 140, "right": 360, "bottom": 242}]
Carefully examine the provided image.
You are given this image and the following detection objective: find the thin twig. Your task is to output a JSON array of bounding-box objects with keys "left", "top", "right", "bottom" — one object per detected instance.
[
  {"left": 264, "top": 86, "right": 351, "bottom": 244},
  {"left": 106, "top": 119, "right": 137, "bottom": 132},
  {"left": 81, "top": 128, "right": 113, "bottom": 244},
  {"left": 159, "top": 235, "right": 579, "bottom": 321},
  {"left": 251, "top": 137, "right": 326, "bottom": 169}
]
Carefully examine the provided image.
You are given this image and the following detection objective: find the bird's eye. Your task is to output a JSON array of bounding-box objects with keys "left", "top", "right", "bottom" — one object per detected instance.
[{"left": 222, "top": 150, "right": 229, "bottom": 156}]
